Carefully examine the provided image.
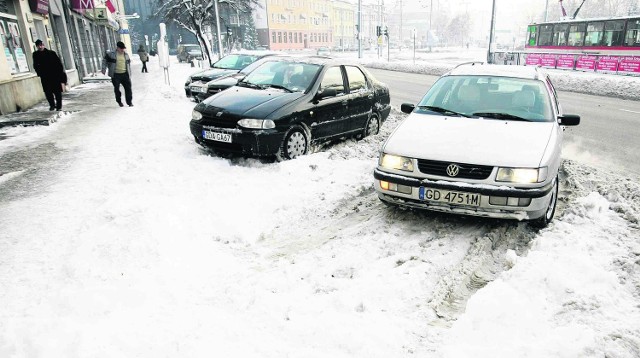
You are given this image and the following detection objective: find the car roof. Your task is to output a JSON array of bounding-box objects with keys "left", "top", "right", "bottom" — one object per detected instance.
[
  {"left": 227, "top": 50, "right": 284, "bottom": 57},
  {"left": 253, "top": 55, "right": 356, "bottom": 67},
  {"left": 446, "top": 63, "right": 546, "bottom": 81}
]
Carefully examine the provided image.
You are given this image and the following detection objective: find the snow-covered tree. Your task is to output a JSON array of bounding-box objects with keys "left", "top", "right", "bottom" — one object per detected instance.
[{"left": 242, "top": 15, "right": 260, "bottom": 50}]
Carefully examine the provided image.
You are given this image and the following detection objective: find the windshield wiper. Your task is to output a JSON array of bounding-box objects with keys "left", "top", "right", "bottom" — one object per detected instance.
[
  {"left": 472, "top": 112, "right": 529, "bottom": 121},
  {"left": 237, "top": 80, "right": 260, "bottom": 89},
  {"left": 263, "top": 84, "right": 293, "bottom": 93},
  {"left": 418, "top": 106, "right": 472, "bottom": 118}
]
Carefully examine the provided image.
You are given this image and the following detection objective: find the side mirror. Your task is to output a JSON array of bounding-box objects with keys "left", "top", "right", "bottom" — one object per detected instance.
[
  {"left": 400, "top": 103, "right": 415, "bottom": 114},
  {"left": 558, "top": 114, "right": 580, "bottom": 126},
  {"left": 315, "top": 88, "right": 337, "bottom": 100}
]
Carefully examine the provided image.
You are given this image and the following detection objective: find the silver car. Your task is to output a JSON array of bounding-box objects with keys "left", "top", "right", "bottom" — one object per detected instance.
[{"left": 374, "top": 63, "right": 580, "bottom": 227}]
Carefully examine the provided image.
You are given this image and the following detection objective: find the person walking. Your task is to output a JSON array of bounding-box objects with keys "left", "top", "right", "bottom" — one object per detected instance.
[
  {"left": 137, "top": 44, "right": 149, "bottom": 73},
  {"left": 32, "top": 39, "right": 67, "bottom": 111},
  {"left": 101, "top": 41, "right": 133, "bottom": 107}
]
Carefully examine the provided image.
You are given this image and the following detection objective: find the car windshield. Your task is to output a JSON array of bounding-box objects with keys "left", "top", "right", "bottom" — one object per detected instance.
[
  {"left": 240, "top": 61, "right": 321, "bottom": 92},
  {"left": 213, "top": 54, "right": 260, "bottom": 70},
  {"left": 416, "top": 75, "right": 553, "bottom": 122}
]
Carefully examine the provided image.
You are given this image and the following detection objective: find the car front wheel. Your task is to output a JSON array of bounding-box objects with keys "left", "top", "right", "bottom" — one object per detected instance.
[
  {"left": 277, "top": 126, "right": 309, "bottom": 160},
  {"left": 530, "top": 177, "right": 558, "bottom": 228}
]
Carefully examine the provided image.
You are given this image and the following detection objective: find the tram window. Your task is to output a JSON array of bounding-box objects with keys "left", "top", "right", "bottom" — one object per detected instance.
[
  {"left": 625, "top": 19, "right": 640, "bottom": 47},
  {"left": 539, "top": 24, "right": 553, "bottom": 46},
  {"left": 603, "top": 20, "right": 625, "bottom": 46},
  {"left": 568, "top": 23, "right": 586, "bottom": 46},
  {"left": 553, "top": 24, "right": 569, "bottom": 46},
  {"left": 528, "top": 25, "right": 537, "bottom": 46},
  {"left": 585, "top": 22, "right": 604, "bottom": 46}
]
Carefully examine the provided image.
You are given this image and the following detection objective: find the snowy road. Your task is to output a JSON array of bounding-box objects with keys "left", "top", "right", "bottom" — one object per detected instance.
[{"left": 0, "top": 56, "right": 639, "bottom": 357}]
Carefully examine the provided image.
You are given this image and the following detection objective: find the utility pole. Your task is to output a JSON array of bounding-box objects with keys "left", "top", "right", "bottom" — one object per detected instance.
[
  {"left": 214, "top": 0, "right": 223, "bottom": 60},
  {"left": 428, "top": 0, "right": 432, "bottom": 51},
  {"left": 487, "top": 0, "right": 496, "bottom": 63},
  {"left": 358, "top": 0, "right": 363, "bottom": 58},
  {"left": 544, "top": 0, "right": 549, "bottom": 21}
]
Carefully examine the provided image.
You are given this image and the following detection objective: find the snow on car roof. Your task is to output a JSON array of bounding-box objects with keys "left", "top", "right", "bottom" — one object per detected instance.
[{"left": 447, "top": 63, "right": 544, "bottom": 80}]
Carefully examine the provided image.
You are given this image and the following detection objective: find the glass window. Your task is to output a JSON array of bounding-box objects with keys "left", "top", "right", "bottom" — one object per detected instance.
[
  {"left": 538, "top": 24, "right": 553, "bottom": 46},
  {"left": 553, "top": 24, "right": 568, "bottom": 46},
  {"left": 585, "top": 22, "right": 604, "bottom": 46},
  {"left": 568, "top": 23, "right": 586, "bottom": 46},
  {"left": 284, "top": 31, "right": 288, "bottom": 43},
  {"left": 277, "top": 32, "right": 282, "bottom": 43},
  {"left": 345, "top": 66, "right": 368, "bottom": 93},
  {"left": 625, "top": 18, "right": 640, "bottom": 47},
  {"left": 527, "top": 25, "right": 537, "bottom": 46},
  {"left": 272, "top": 32, "right": 276, "bottom": 43},
  {"left": 603, "top": 20, "right": 624, "bottom": 46},
  {"left": 319, "top": 66, "right": 345, "bottom": 95},
  {"left": 213, "top": 54, "right": 258, "bottom": 70},
  {"left": 416, "top": 76, "right": 553, "bottom": 122}
]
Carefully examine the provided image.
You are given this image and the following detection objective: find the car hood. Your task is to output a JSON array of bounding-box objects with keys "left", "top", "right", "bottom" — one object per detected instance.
[
  {"left": 203, "top": 86, "right": 304, "bottom": 118},
  {"left": 384, "top": 114, "right": 555, "bottom": 168},
  {"left": 192, "top": 68, "right": 238, "bottom": 81}
]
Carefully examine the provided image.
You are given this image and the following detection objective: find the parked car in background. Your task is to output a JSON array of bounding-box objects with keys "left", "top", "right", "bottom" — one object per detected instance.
[
  {"left": 177, "top": 44, "right": 203, "bottom": 62},
  {"left": 374, "top": 63, "right": 580, "bottom": 227},
  {"left": 187, "top": 52, "right": 280, "bottom": 101},
  {"left": 316, "top": 46, "right": 331, "bottom": 56},
  {"left": 190, "top": 56, "right": 391, "bottom": 160}
]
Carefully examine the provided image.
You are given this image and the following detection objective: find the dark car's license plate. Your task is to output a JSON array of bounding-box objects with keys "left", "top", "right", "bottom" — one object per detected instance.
[{"left": 202, "top": 130, "right": 232, "bottom": 143}]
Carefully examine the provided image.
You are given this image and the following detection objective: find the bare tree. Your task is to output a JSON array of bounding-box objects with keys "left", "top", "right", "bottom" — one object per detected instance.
[{"left": 155, "top": 0, "right": 262, "bottom": 66}]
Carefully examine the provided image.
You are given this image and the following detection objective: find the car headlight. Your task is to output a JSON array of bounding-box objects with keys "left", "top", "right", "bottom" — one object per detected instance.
[
  {"left": 379, "top": 153, "right": 414, "bottom": 172},
  {"left": 496, "top": 167, "right": 547, "bottom": 183},
  {"left": 192, "top": 109, "right": 203, "bottom": 121},
  {"left": 185, "top": 76, "right": 192, "bottom": 85},
  {"left": 237, "top": 119, "right": 275, "bottom": 129}
]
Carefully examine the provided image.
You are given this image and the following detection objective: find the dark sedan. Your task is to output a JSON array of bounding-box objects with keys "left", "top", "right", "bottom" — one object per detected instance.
[
  {"left": 185, "top": 51, "right": 278, "bottom": 99},
  {"left": 189, "top": 56, "right": 391, "bottom": 160}
]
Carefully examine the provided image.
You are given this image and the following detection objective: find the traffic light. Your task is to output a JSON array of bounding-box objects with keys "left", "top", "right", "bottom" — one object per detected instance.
[
  {"left": 376, "top": 26, "right": 381, "bottom": 37},
  {"left": 226, "top": 27, "right": 233, "bottom": 36},
  {"left": 382, "top": 27, "right": 389, "bottom": 37}
]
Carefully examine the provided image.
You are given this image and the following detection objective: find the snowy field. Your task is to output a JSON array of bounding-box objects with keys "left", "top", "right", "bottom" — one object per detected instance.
[{"left": 0, "top": 50, "right": 639, "bottom": 357}]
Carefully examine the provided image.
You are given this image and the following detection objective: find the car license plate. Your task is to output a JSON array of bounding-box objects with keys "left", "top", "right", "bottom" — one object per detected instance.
[
  {"left": 419, "top": 187, "right": 480, "bottom": 206},
  {"left": 191, "top": 86, "right": 204, "bottom": 93},
  {"left": 202, "top": 130, "right": 232, "bottom": 143}
]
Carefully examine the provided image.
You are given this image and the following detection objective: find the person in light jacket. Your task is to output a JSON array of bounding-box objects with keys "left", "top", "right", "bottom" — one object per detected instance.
[
  {"left": 137, "top": 44, "right": 149, "bottom": 73},
  {"left": 101, "top": 41, "right": 133, "bottom": 107}
]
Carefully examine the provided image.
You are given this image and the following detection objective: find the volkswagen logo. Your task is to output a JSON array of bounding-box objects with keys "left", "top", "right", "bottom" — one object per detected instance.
[{"left": 446, "top": 164, "right": 460, "bottom": 177}]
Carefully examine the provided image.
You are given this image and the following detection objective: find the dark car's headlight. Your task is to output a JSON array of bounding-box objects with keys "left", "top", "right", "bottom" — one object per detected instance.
[
  {"left": 192, "top": 109, "right": 203, "bottom": 121},
  {"left": 379, "top": 153, "right": 414, "bottom": 172},
  {"left": 496, "top": 167, "right": 547, "bottom": 183},
  {"left": 238, "top": 119, "right": 275, "bottom": 129}
]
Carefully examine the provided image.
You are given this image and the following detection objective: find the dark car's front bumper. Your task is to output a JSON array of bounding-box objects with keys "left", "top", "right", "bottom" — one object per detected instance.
[{"left": 190, "top": 121, "right": 285, "bottom": 156}]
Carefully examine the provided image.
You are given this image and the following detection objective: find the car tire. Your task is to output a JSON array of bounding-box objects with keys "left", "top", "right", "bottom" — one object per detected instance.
[
  {"left": 356, "top": 114, "right": 379, "bottom": 140},
  {"left": 277, "top": 126, "right": 309, "bottom": 160},
  {"left": 530, "top": 176, "right": 558, "bottom": 228}
]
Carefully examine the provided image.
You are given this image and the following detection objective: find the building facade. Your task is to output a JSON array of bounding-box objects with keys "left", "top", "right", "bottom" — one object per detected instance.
[
  {"left": 253, "top": 0, "right": 385, "bottom": 52},
  {"left": 0, "top": 0, "right": 131, "bottom": 115}
]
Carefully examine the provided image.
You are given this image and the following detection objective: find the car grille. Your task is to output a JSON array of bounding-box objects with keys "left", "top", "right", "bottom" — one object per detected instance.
[
  {"left": 417, "top": 159, "right": 493, "bottom": 180},
  {"left": 200, "top": 107, "right": 240, "bottom": 129}
]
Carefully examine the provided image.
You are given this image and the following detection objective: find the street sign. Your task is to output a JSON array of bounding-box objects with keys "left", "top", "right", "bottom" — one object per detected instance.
[{"left": 118, "top": 29, "right": 129, "bottom": 34}]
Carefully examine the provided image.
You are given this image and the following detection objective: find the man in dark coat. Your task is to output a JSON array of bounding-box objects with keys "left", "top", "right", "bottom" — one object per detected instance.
[{"left": 32, "top": 39, "right": 67, "bottom": 111}]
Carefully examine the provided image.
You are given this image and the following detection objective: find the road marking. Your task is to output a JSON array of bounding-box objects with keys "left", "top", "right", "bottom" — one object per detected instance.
[{"left": 620, "top": 109, "right": 640, "bottom": 114}]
